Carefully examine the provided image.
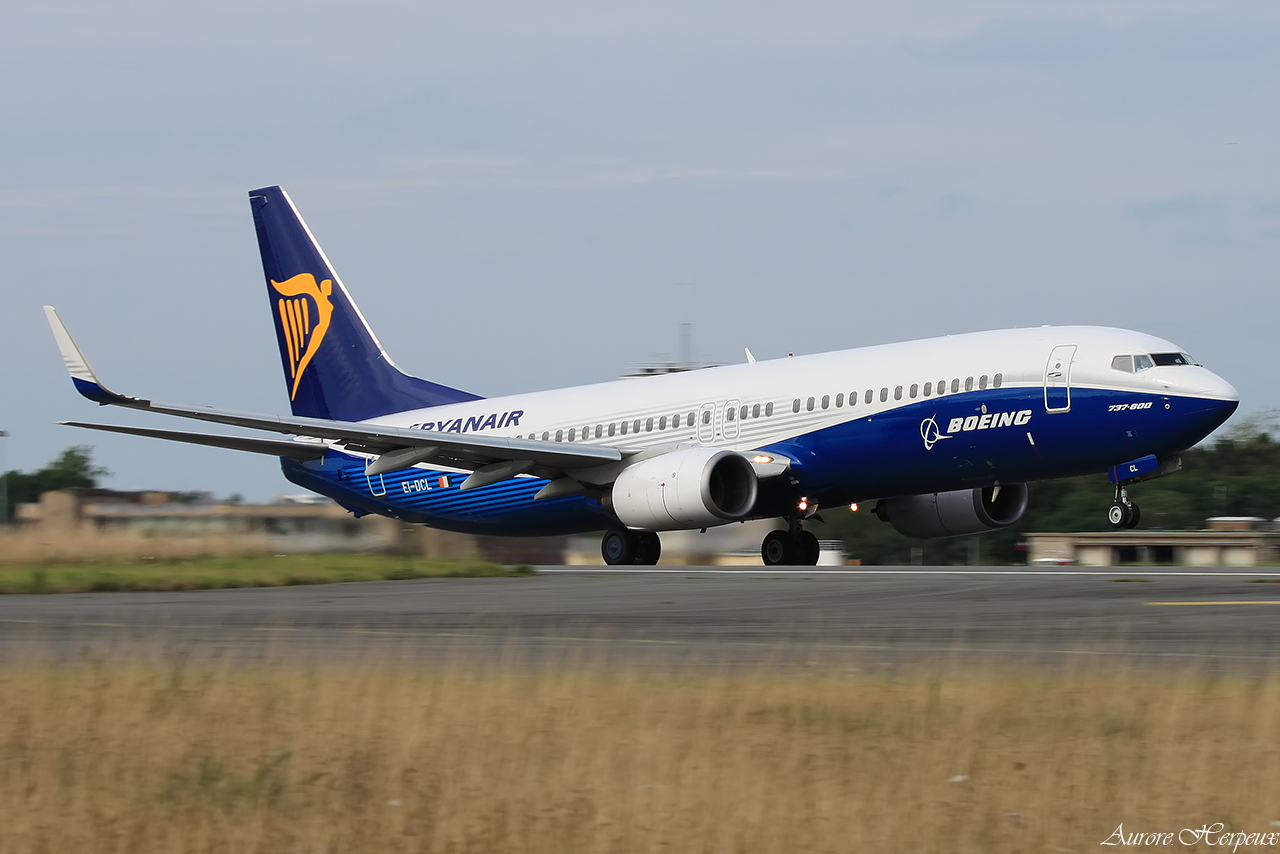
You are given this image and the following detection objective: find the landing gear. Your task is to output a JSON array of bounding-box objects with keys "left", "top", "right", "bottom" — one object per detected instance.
[
  {"left": 601, "top": 528, "right": 662, "bottom": 566},
  {"left": 761, "top": 523, "right": 820, "bottom": 566},
  {"left": 1107, "top": 485, "right": 1141, "bottom": 530}
]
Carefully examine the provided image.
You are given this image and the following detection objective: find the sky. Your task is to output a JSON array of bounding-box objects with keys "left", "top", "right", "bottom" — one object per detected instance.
[{"left": 2, "top": 0, "right": 1277, "bottom": 501}]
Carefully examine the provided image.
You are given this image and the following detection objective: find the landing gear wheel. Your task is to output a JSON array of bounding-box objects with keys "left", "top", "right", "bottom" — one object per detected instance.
[
  {"left": 1124, "top": 503, "right": 1141, "bottom": 529},
  {"left": 797, "top": 530, "right": 820, "bottom": 566},
  {"left": 762, "top": 530, "right": 796, "bottom": 566},
  {"left": 1107, "top": 502, "right": 1129, "bottom": 529},
  {"left": 601, "top": 528, "right": 635, "bottom": 566},
  {"left": 634, "top": 531, "right": 662, "bottom": 565}
]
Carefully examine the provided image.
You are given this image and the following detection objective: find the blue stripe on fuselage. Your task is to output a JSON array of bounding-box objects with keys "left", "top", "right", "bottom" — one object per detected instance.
[
  {"left": 280, "top": 452, "right": 611, "bottom": 536},
  {"left": 763, "top": 386, "right": 1237, "bottom": 509},
  {"left": 280, "top": 386, "right": 1236, "bottom": 535}
]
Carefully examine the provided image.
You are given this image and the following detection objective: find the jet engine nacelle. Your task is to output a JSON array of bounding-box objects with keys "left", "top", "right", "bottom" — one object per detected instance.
[
  {"left": 875, "top": 484, "right": 1029, "bottom": 539},
  {"left": 607, "top": 447, "right": 759, "bottom": 531}
]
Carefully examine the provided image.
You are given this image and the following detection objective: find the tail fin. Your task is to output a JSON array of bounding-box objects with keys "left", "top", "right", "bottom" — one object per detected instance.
[{"left": 249, "top": 186, "right": 482, "bottom": 421}]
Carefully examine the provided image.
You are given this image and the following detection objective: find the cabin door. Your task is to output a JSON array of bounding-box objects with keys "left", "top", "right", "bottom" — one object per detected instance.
[{"left": 1043, "top": 345, "right": 1077, "bottom": 413}]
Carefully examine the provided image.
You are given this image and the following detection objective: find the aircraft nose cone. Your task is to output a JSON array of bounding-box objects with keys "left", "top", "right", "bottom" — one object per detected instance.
[{"left": 1198, "top": 371, "right": 1239, "bottom": 403}]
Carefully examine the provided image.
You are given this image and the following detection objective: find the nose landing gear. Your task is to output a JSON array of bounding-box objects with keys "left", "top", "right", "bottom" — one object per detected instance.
[{"left": 1107, "top": 485, "right": 1141, "bottom": 530}]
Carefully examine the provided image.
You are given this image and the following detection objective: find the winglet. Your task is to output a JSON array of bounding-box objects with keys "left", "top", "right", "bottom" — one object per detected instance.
[
  {"left": 744, "top": 347, "right": 757, "bottom": 364},
  {"left": 43, "top": 306, "right": 138, "bottom": 406}
]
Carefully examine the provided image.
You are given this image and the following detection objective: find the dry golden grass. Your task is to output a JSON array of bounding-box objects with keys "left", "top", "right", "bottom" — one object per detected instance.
[
  {"left": 2, "top": 651, "right": 1279, "bottom": 853},
  {"left": 0, "top": 527, "right": 281, "bottom": 564}
]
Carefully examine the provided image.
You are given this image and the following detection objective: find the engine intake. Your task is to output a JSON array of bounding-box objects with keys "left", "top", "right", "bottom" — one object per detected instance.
[
  {"left": 608, "top": 447, "right": 758, "bottom": 531},
  {"left": 875, "top": 484, "right": 1029, "bottom": 539}
]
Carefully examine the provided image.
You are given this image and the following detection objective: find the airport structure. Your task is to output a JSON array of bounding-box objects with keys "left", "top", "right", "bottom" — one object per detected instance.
[
  {"left": 1026, "top": 517, "right": 1280, "bottom": 566},
  {"left": 5, "top": 488, "right": 565, "bottom": 564}
]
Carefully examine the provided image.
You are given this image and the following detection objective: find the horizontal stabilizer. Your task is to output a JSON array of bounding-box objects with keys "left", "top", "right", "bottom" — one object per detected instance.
[{"left": 59, "top": 422, "right": 329, "bottom": 460}]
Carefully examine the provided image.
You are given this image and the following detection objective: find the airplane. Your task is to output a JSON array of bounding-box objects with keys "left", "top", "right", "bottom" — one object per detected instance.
[{"left": 44, "top": 185, "right": 1239, "bottom": 566}]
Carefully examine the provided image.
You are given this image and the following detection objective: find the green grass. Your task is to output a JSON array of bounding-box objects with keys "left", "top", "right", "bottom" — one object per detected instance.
[{"left": 0, "top": 554, "right": 532, "bottom": 594}]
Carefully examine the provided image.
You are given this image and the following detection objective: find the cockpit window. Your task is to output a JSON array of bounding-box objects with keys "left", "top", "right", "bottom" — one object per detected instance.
[
  {"left": 1151, "top": 352, "right": 1198, "bottom": 367},
  {"left": 1113, "top": 352, "right": 1199, "bottom": 373}
]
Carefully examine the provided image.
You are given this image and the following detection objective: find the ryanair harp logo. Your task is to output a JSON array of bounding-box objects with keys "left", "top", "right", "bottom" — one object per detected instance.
[{"left": 271, "top": 273, "right": 334, "bottom": 400}]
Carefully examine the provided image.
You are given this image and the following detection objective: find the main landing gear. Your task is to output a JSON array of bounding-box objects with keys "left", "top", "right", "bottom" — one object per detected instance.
[
  {"left": 601, "top": 528, "right": 662, "bottom": 566},
  {"left": 1107, "top": 484, "right": 1142, "bottom": 530},
  {"left": 761, "top": 520, "right": 820, "bottom": 566}
]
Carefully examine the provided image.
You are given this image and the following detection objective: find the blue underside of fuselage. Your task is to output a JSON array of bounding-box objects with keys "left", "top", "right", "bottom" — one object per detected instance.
[{"left": 280, "top": 386, "right": 1237, "bottom": 537}]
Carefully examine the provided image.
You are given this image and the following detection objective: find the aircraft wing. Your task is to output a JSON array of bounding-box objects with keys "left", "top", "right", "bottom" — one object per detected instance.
[
  {"left": 45, "top": 306, "right": 625, "bottom": 485},
  {"left": 58, "top": 422, "right": 331, "bottom": 461}
]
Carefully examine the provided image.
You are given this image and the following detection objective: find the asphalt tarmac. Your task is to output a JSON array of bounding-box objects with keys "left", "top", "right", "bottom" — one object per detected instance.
[{"left": 3, "top": 566, "right": 1280, "bottom": 670}]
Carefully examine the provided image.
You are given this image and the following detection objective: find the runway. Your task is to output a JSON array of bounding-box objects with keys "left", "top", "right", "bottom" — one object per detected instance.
[{"left": 3, "top": 566, "right": 1280, "bottom": 669}]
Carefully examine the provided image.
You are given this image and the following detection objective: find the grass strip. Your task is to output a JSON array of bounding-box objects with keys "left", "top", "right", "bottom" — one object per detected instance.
[
  {"left": 3, "top": 653, "right": 1279, "bottom": 853},
  {"left": 0, "top": 554, "right": 531, "bottom": 594}
]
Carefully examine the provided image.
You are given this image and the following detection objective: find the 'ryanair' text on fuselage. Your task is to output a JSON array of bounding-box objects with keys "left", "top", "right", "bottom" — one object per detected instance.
[{"left": 409, "top": 410, "right": 524, "bottom": 434}]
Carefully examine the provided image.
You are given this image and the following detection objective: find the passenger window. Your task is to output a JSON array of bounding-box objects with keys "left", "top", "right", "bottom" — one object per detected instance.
[
  {"left": 634, "top": 419, "right": 642, "bottom": 433},
  {"left": 567, "top": 428, "right": 575, "bottom": 442},
  {"left": 1135, "top": 355, "right": 1154, "bottom": 372},
  {"left": 938, "top": 379, "right": 946, "bottom": 395},
  {"left": 646, "top": 417, "right": 654, "bottom": 432},
  {"left": 964, "top": 377, "right": 974, "bottom": 392},
  {"left": 702, "top": 410, "right": 711, "bottom": 425},
  {"left": 752, "top": 403, "right": 761, "bottom": 418},
  {"left": 951, "top": 379, "right": 960, "bottom": 394},
  {"left": 659, "top": 415, "right": 668, "bottom": 429},
  {"left": 724, "top": 409, "right": 733, "bottom": 423},
  {"left": 555, "top": 429, "right": 563, "bottom": 442},
  {"left": 993, "top": 373, "right": 1003, "bottom": 388},
  {"left": 793, "top": 399, "right": 801, "bottom": 413},
  {"left": 687, "top": 412, "right": 695, "bottom": 427},
  {"left": 821, "top": 394, "right": 830, "bottom": 410},
  {"left": 765, "top": 402, "right": 774, "bottom": 417},
  {"left": 608, "top": 423, "right": 616, "bottom": 437},
  {"left": 835, "top": 393, "right": 844, "bottom": 408},
  {"left": 923, "top": 382, "right": 932, "bottom": 397},
  {"left": 672, "top": 414, "right": 681, "bottom": 429},
  {"left": 596, "top": 425, "right": 603, "bottom": 438},
  {"left": 880, "top": 388, "right": 888, "bottom": 403},
  {"left": 863, "top": 390, "right": 872, "bottom": 404},
  {"left": 806, "top": 397, "right": 815, "bottom": 411},
  {"left": 542, "top": 431, "right": 550, "bottom": 441},
  {"left": 894, "top": 386, "right": 902, "bottom": 400},
  {"left": 620, "top": 421, "right": 628, "bottom": 435},
  {"left": 909, "top": 383, "right": 918, "bottom": 399},
  {"left": 978, "top": 375, "right": 987, "bottom": 390},
  {"left": 740, "top": 405, "right": 748, "bottom": 420}
]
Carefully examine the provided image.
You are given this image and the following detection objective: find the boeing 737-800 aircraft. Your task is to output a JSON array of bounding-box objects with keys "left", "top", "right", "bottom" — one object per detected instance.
[{"left": 45, "top": 186, "right": 1239, "bottom": 565}]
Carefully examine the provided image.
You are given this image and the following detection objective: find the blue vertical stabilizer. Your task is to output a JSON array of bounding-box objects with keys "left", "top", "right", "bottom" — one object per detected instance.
[{"left": 249, "top": 186, "right": 482, "bottom": 421}]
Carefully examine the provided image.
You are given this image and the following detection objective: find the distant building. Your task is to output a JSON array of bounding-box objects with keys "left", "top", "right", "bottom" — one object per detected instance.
[
  {"left": 6, "top": 488, "right": 566, "bottom": 564},
  {"left": 1026, "top": 517, "right": 1280, "bottom": 566}
]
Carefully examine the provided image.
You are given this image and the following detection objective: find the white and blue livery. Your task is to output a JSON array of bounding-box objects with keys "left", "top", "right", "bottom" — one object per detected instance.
[{"left": 44, "top": 186, "right": 1240, "bottom": 565}]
